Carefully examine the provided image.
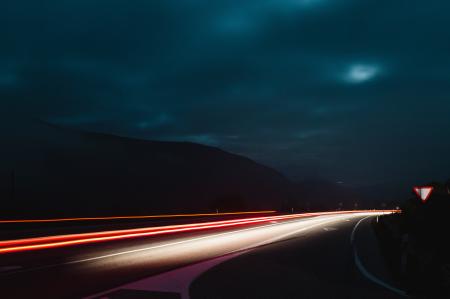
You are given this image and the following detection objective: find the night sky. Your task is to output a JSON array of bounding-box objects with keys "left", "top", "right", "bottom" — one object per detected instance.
[{"left": 2, "top": 1, "right": 450, "bottom": 187}]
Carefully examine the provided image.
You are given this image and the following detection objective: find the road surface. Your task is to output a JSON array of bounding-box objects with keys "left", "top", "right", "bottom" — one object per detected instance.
[{"left": 0, "top": 211, "right": 401, "bottom": 298}]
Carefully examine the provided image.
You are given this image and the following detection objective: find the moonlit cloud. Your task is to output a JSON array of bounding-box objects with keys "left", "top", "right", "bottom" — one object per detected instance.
[
  {"left": 2, "top": 0, "right": 450, "bottom": 187},
  {"left": 0, "top": 74, "right": 15, "bottom": 86},
  {"left": 292, "top": 0, "right": 327, "bottom": 7},
  {"left": 218, "top": 12, "right": 258, "bottom": 35},
  {"left": 137, "top": 114, "right": 174, "bottom": 130},
  {"left": 344, "top": 64, "right": 379, "bottom": 84},
  {"left": 297, "top": 129, "right": 330, "bottom": 140}
]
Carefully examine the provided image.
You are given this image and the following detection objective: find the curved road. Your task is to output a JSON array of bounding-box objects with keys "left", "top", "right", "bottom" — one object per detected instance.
[{"left": 0, "top": 211, "right": 400, "bottom": 298}]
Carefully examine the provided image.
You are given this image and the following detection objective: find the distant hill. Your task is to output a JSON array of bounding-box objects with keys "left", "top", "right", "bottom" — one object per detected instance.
[
  {"left": 0, "top": 119, "right": 398, "bottom": 219},
  {"left": 292, "top": 178, "right": 363, "bottom": 211},
  {"left": 292, "top": 178, "right": 402, "bottom": 211},
  {"left": 0, "top": 121, "right": 294, "bottom": 218}
]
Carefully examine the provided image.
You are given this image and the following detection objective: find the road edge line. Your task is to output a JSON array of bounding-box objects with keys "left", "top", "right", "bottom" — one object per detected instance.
[{"left": 351, "top": 216, "right": 409, "bottom": 297}]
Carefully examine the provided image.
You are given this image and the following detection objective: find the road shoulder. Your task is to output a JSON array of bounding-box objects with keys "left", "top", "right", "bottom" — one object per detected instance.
[{"left": 352, "top": 216, "right": 407, "bottom": 297}]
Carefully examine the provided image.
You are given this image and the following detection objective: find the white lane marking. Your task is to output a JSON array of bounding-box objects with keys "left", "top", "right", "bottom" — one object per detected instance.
[
  {"left": 350, "top": 216, "right": 368, "bottom": 243},
  {"left": 86, "top": 216, "right": 353, "bottom": 299},
  {"left": 3, "top": 215, "right": 333, "bottom": 275},
  {"left": 238, "top": 217, "right": 348, "bottom": 252},
  {"left": 67, "top": 215, "right": 343, "bottom": 265},
  {"left": 323, "top": 227, "right": 338, "bottom": 231},
  {"left": 351, "top": 216, "right": 408, "bottom": 297},
  {"left": 4, "top": 213, "right": 383, "bottom": 277}
]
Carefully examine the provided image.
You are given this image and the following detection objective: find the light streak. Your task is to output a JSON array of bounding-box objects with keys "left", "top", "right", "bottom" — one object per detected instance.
[
  {"left": 0, "top": 211, "right": 276, "bottom": 224},
  {"left": 0, "top": 210, "right": 398, "bottom": 255}
]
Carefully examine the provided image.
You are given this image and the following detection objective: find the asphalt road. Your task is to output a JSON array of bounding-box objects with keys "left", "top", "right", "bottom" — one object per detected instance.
[
  {"left": 190, "top": 215, "right": 403, "bottom": 299},
  {"left": 0, "top": 211, "right": 399, "bottom": 299}
]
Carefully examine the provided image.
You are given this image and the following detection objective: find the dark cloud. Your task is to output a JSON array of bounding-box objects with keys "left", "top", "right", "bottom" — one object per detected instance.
[{"left": 2, "top": 0, "right": 450, "bottom": 186}]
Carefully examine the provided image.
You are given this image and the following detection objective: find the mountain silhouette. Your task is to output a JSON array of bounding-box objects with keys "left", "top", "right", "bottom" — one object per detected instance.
[{"left": 0, "top": 120, "right": 294, "bottom": 218}]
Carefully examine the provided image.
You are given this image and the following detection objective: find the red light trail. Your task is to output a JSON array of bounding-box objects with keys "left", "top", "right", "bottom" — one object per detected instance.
[
  {"left": 0, "top": 210, "right": 398, "bottom": 255},
  {"left": 0, "top": 211, "right": 276, "bottom": 224}
]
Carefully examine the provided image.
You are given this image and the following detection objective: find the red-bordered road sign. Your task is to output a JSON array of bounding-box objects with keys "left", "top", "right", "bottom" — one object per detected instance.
[{"left": 413, "top": 186, "right": 434, "bottom": 202}]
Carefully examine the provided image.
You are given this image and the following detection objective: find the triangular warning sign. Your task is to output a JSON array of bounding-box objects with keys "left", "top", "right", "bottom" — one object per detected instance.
[{"left": 413, "top": 186, "right": 434, "bottom": 202}]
